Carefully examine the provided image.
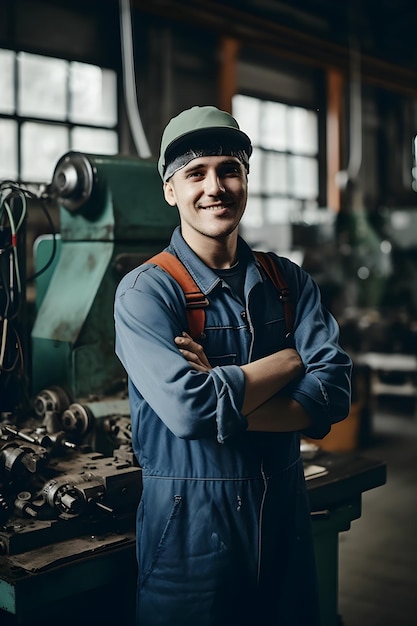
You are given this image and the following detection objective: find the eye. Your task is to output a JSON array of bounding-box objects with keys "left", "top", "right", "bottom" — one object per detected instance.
[
  {"left": 222, "top": 164, "right": 241, "bottom": 176},
  {"left": 187, "top": 170, "right": 204, "bottom": 179}
]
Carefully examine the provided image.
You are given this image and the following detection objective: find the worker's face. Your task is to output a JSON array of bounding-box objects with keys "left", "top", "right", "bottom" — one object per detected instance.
[{"left": 163, "top": 155, "right": 248, "bottom": 246}]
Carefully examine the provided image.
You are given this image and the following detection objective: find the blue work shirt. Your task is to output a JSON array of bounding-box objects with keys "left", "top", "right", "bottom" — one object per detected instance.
[{"left": 114, "top": 226, "right": 352, "bottom": 626}]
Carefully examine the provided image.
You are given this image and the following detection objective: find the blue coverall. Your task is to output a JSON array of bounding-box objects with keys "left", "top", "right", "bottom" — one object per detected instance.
[{"left": 114, "top": 226, "right": 352, "bottom": 626}]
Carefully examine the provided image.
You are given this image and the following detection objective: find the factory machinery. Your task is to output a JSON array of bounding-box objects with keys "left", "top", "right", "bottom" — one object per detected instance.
[{"left": 0, "top": 152, "right": 179, "bottom": 623}]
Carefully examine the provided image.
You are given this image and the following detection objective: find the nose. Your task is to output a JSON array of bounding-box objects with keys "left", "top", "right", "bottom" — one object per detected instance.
[{"left": 205, "top": 170, "right": 225, "bottom": 195}]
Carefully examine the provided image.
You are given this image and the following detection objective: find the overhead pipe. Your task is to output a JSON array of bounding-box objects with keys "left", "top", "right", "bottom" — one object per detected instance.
[
  {"left": 119, "top": 0, "right": 152, "bottom": 158},
  {"left": 336, "top": 35, "right": 362, "bottom": 190}
]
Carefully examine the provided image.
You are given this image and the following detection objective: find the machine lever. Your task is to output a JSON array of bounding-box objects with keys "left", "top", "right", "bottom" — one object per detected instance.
[
  {"left": 311, "top": 509, "right": 331, "bottom": 520},
  {"left": 95, "top": 501, "right": 114, "bottom": 514},
  {"left": 5, "top": 425, "right": 36, "bottom": 444}
]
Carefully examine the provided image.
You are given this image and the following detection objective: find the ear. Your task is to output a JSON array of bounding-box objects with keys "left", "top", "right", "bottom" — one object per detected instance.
[{"left": 163, "top": 181, "right": 177, "bottom": 206}]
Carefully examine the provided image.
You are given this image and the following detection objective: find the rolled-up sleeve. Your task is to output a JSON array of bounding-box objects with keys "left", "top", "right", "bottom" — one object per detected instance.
[
  {"left": 114, "top": 266, "right": 247, "bottom": 443},
  {"left": 282, "top": 261, "right": 352, "bottom": 439}
]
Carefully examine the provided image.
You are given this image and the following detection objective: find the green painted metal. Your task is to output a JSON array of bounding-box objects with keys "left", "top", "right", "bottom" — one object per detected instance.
[
  {"left": 59, "top": 155, "right": 179, "bottom": 242},
  {"left": 31, "top": 241, "right": 115, "bottom": 396},
  {"left": 312, "top": 498, "right": 362, "bottom": 626},
  {"left": 31, "top": 154, "right": 179, "bottom": 398},
  {"left": 32, "top": 235, "right": 62, "bottom": 309},
  {"left": 0, "top": 538, "right": 136, "bottom": 622},
  {"left": 33, "top": 241, "right": 114, "bottom": 343}
]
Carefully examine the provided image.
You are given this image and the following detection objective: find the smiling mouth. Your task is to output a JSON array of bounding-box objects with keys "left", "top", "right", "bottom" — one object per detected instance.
[{"left": 199, "top": 203, "right": 231, "bottom": 211}]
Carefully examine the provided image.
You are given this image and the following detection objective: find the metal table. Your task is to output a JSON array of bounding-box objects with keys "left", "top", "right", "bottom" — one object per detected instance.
[
  {"left": 307, "top": 452, "right": 387, "bottom": 626},
  {"left": 0, "top": 453, "right": 386, "bottom": 626}
]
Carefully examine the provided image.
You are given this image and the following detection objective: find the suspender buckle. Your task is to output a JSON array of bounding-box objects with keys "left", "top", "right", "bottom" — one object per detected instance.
[{"left": 185, "top": 292, "right": 209, "bottom": 309}]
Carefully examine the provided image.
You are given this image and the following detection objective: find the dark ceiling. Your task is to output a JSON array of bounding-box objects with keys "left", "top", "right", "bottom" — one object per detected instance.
[
  {"left": 244, "top": 0, "right": 417, "bottom": 69},
  {"left": 133, "top": 0, "right": 417, "bottom": 71}
]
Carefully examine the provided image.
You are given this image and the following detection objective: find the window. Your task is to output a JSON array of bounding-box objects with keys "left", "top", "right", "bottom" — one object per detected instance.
[
  {"left": 0, "top": 50, "right": 118, "bottom": 184},
  {"left": 233, "top": 94, "right": 319, "bottom": 252}
]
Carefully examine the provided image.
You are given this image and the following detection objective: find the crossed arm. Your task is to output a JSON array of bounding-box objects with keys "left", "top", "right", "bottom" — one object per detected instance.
[{"left": 175, "top": 332, "right": 312, "bottom": 433}]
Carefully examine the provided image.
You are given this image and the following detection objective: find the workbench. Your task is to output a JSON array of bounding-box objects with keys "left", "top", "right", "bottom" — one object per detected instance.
[
  {"left": 307, "top": 452, "right": 387, "bottom": 626},
  {"left": 0, "top": 453, "right": 386, "bottom": 626},
  {"left": 357, "top": 351, "right": 417, "bottom": 417}
]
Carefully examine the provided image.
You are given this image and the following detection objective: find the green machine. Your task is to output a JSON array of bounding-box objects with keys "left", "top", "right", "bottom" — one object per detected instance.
[
  {"left": 31, "top": 151, "right": 179, "bottom": 400},
  {"left": 0, "top": 151, "right": 179, "bottom": 623}
]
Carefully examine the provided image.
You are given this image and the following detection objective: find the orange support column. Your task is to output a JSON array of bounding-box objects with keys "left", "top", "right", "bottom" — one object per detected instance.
[
  {"left": 218, "top": 37, "right": 240, "bottom": 113},
  {"left": 326, "top": 68, "right": 344, "bottom": 212}
]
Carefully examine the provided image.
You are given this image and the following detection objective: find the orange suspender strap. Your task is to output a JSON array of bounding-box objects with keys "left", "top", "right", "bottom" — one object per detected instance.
[
  {"left": 147, "top": 251, "right": 209, "bottom": 340},
  {"left": 147, "top": 250, "right": 293, "bottom": 340}
]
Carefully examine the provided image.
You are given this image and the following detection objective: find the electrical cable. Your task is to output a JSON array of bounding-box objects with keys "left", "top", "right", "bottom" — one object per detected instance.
[
  {"left": 0, "top": 182, "right": 32, "bottom": 407},
  {"left": 1, "top": 198, "right": 22, "bottom": 307},
  {"left": 0, "top": 323, "right": 22, "bottom": 373},
  {"left": 0, "top": 180, "right": 58, "bottom": 282},
  {"left": 0, "top": 319, "right": 8, "bottom": 369},
  {"left": 1, "top": 186, "right": 21, "bottom": 375}
]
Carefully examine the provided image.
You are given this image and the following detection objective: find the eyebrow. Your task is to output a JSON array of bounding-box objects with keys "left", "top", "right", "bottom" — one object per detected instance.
[{"left": 182, "top": 158, "right": 243, "bottom": 173}]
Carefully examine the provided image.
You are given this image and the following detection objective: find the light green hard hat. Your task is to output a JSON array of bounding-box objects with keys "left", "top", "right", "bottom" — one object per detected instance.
[{"left": 158, "top": 105, "right": 252, "bottom": 180}]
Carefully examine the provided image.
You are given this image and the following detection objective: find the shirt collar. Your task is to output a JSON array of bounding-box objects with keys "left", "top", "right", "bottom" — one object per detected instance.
[{"left": 168, "top": 226, "right": 262, "bottom": 295}]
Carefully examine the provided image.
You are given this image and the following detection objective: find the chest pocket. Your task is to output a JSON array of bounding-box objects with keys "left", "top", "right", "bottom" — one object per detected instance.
[
  {"left": 249, "top": 285, "right": 294, "bottom": 359},
  {"left": 261, "top": 315, "right": 295, "bottom": 351},
  {"left": 202, "top": 309, "right": 246, "bottom": 366}
]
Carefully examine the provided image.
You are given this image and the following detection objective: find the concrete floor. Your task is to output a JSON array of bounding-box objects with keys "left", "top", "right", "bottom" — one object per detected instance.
[{"left": 337, "top": 400, "right": 417, "bottom": 626}]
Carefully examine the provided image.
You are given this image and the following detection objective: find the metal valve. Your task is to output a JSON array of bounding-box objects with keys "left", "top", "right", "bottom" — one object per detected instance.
[
  {"left": 60, "top": 403, "right": 92, "bottom": 436},
  {"left": 33, "top": 387, "right": 71, "bottom": 420},
  {"left": 49, "top": 151, "right": 95, "bottom": 213}
]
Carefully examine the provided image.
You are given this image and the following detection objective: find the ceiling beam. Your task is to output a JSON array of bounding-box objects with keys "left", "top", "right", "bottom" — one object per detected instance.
[{"left": 132, "top": 0, "right": 417, "bottom": 96}]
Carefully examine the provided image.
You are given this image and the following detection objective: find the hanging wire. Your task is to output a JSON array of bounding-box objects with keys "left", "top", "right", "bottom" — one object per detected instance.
[
  {"left": 0, "top": 180, "right": 57, "bottom": 413},
  {"left": 0, "top": 182, "right": 26, "bottom": 377}
]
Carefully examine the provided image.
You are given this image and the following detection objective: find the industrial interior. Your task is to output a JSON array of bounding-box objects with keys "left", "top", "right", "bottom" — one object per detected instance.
[{"left": 0, "top": 0, "right": 416, "bottom": 624}]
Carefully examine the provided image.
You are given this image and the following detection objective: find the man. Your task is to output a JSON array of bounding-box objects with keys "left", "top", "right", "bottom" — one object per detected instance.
[{"left": 114, "top": 105, "right": 352, "bottom": 626}]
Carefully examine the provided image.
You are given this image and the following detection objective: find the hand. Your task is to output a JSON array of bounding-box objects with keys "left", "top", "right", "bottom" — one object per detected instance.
[{"left": 175, "top": 332, "right": 212, "bottom": 372}]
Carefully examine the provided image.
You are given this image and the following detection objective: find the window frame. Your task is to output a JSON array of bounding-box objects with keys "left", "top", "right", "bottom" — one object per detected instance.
[
  {"left": 232, "top": 92, "right": 326, "bottom": 251},
  {"left": 0, "top": 48, "right": 118, "bottom": 184}
]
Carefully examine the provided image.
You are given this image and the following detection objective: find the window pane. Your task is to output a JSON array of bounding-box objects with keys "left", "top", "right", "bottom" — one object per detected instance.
[
  {"left": 0, "top": 49, "right": 15, "bottom": 114},
  {"left": 233, "top": 94, "right": 320, "bottom": 253},
  {"left": 0, "top": 120, "right": 18, "bottom": 179},
  {"left": 265, "top": 152, "right": 288, "bottom": 194},
  {"left": 265, "top": 197, "right": 298, "bottom": 224},
  {"left": 261, "top": 101, "right": 287, "bottom": 150},
  {"left": 69, "top": 63, "right": 117, "bottom": 127},
  {"left": 233, "top": 94, "right": 261, "bottom": 146},
  {"left": 21, "top": 122, "right": 69, "bottom": 182},
  {"left": 247, "top": 146, "right": 263, "bottom": 194},
  {"left": 303, "top": 199, "right": 319, "bottom": 213},
  {"left": 290, "top": 155, "right": 318, "bottom": 198},
  {"left": 242, "top": 195, "right": 263, "bottom": 228},
  {"left": 289, "top": 107, "right": 318, "bottom": 155},
  {"left": 18, "top": 53, "right": 67, "bottom": 120},
  {"left": 71, "top": 127, "right": 118, "bottom": 154}
]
